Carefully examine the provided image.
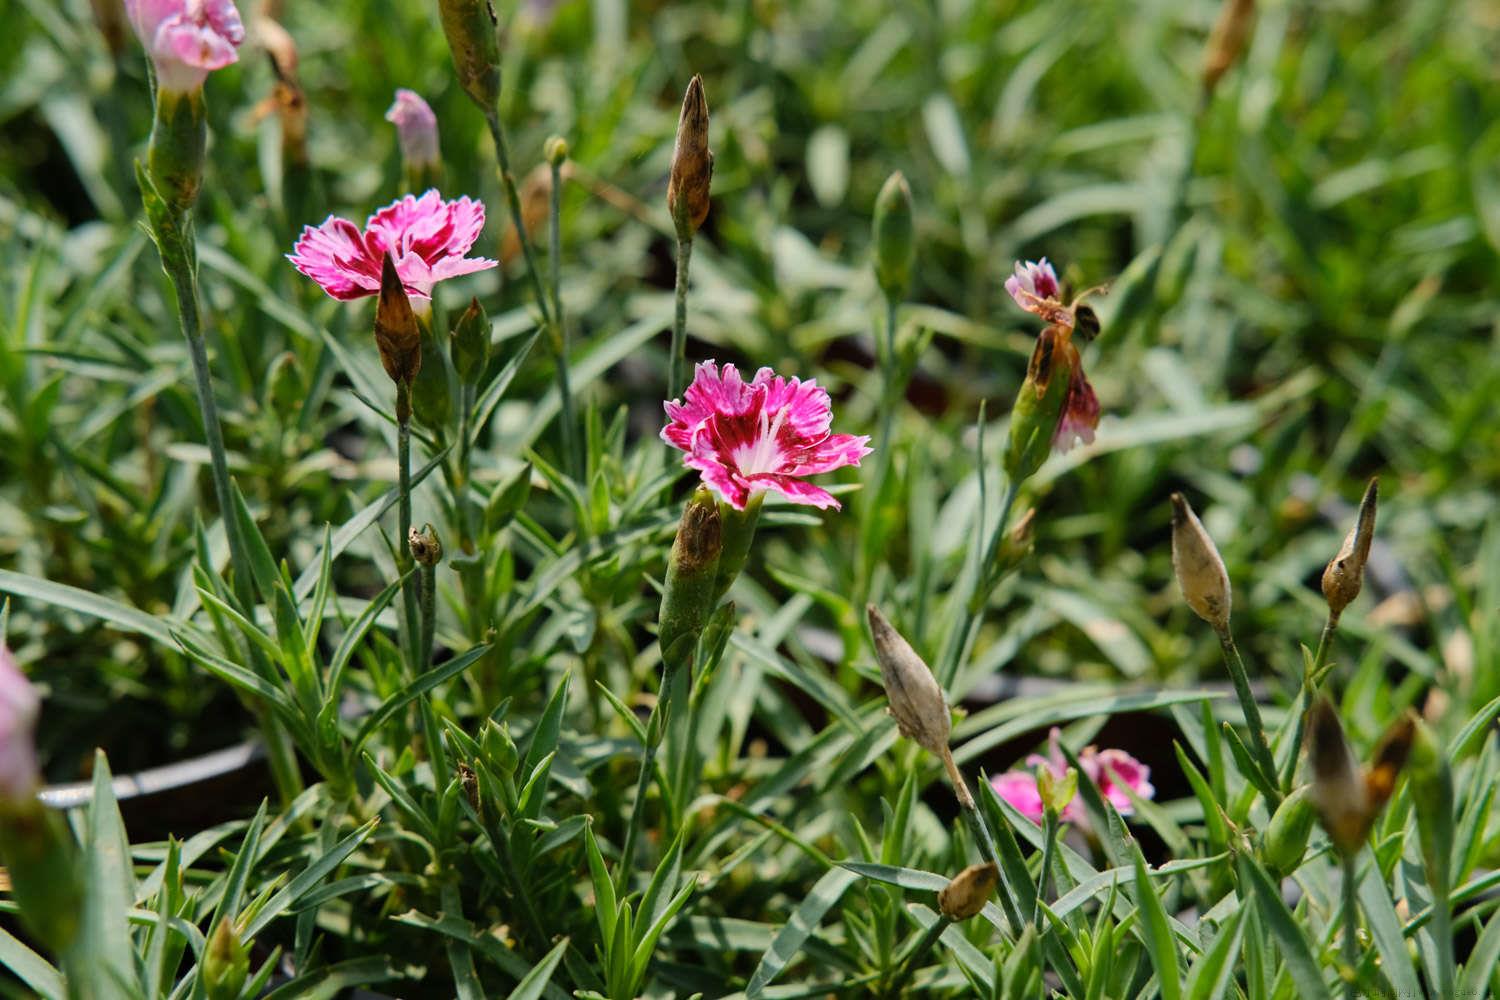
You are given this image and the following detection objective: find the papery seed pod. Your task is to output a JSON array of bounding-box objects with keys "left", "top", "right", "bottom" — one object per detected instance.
[
  {"left": 658, "top": 488, "right": 723, "bottom": 672},
  {"left": 938, "top": 861, "right": 998, "bottom": 921},
  {"left": 374, "top": 253, "right": 422, "bottom": 388},
  {"left": 203, "top": 917, "right": 250, "bottom": 1000},
  {"left": 872, "top": 171, "right": 914, "bottom": 304},
  {"left": 485, "top": 462, "right": 533, "bottom": 533},
  {"left": 1170, "top": 493, "right": 1232, "bottom": 633},
  {"left": 437, "top": 0, "right": 501, "bottom": 111},
  {"left": 866, "top": 604, "right": 950, "bottom": 757},
  {"left": 411, "top": 331, "right": 453, "bottom": 429},
  {"left": 1262, "top": 784, "right": 1316, "bottom": 877},
  {"left": 667, "top": 75, "right": 713, "bottom": 237},
  {"left": 450, "top": 296, "right": 490, "bottom": 380},
  {"left": 1306, "top": 699, "right": 1369, "bottom": 856},
  {"left": 1322, "top": 478, "right": 1378, "bottom": 622},
  {"left": 1201, "top": 0, "right": 1256, "bottom": 99},
  {"left": 409, "top": 524, "right": 443, "bottom": 567}
]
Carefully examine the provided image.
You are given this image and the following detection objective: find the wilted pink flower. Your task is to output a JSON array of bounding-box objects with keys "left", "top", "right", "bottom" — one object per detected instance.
[
  {"left": 1003, "top": 257, "right": 1101, "bottom": 454},
  {"left": 1005, "top": 258, "right": 1059, "bottom": 307},
  {"left": 0, "top": 647, "right": 40, "bottom": 801},
  {"left": 386, "top": 89, "right": 441, "bottom": 172},
  {"left": 662, "top": 361, "right": 872, "bottom": 511},
  {"left": 990, "top": 727, "right": 1153, "bottom": 824},
  {"left": 125, "top": 0, "right": 246, "bottom": 93},
  {"left": 1054, "top": 364, "right": 1100, "bottom": 453},
  {"left": 288, "top": 190, "right": 497, "bottom": 302}
]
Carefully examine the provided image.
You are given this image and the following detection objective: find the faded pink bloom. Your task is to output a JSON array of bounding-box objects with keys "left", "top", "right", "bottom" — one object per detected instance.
[
  {"left": 0, "top": 647, "right": 40, "bottom": 801},
  {"left": 287, "top": 190, "right": 497, "bottom": 302},
  {"left": 662, "top": 361, "right": 872, "bottom": 511},
  {"left": 1005, "top": 257, "right": 1081, "bottom": 330},
  {"left": 386, "top": 89, "right": 441, "bottom": 171},
  {"left": 1054, "top": 364, "right": 1100, "bottom": 453},
  {"left": 126, "top": 0, "right": 245, "bottom": 92},
  {"left": 990, "top": 727, "right": 1153, "bottom": 825}
]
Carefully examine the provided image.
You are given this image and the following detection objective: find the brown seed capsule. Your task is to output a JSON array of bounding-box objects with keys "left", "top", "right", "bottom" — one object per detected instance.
[
  {"left": 1321, "top": 478, "right": 1378, "bottom": 623},
  {"left": 374, "top": 252, "right": 422, "bottom": 387},
  {"left": 1305, "top": 698, "right": 1367, "bottom": 855},
  {"left": 408, "top": 524, "right": 443, "bottom": 567},
  {"left": 667, "top": 75, "right": 713, "bottom": 237},
  {"left": 866, "top": 604, "right": 950, "bottom": 757},
  {"left": 938, "top": 861, "right": 998, "bottom": 921},
  {"left": 1170, "top": 493, "right": 1232, "bottom": 633},
  {"left": 1201, "top": 0, "right": 1256, "bottom": 99}
]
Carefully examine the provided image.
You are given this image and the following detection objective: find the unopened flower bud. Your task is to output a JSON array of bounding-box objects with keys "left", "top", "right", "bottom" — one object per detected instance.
[
  {"left": 937, "top": 861, "right": 997, "bottom": 921},
  {"left": 146, "top": 88, "right": 208, "bottom": 216},
  {"left": 1201, "top": 0, "right": 1256, "bottom": 99},
  {"left": 450, "top": 297, "right": 490, "bottom": 380},
  {"left": 1321, "top": 478, "right": 1377, "bottom": 622},
  {"left": 1262, "top": 785, "right": 1315, "bottom": 877},
  {"left": 1170, "top": 493, "right": 1232, "bottom": 633},
  {"left": 485, "top": 463, "right": 532, "bottom": 533},
  {"left": 387, "top": 89, "right": 442, "bottom": 191},
  {"left": 658, "top": 488, "right": 723, "bottom": 672},
  {"left": 265, "top": 351, "right": 303, "bottom": 417},
  {"left": 667, "top": 75, "right": 713, "bottom": 237},
  {"left": 374, "top": 252, "right": 422, "bottom": 388},
  {"left": 437, "top": 0, "right": 501, "bottom": 111},
  {"left": 203, "top": 917, "right": 249, "bottom": 1000},
  {"left": 482, "top": 720, "right": 518, "bottom": 773},
  {"left": 1004, "top": 326, "right": 1076, "bottom": 485},
  {"left": 411, "top": 331, "right": 453, "bottom": 430},
  {"left": 409, "top": 524, "right": 443, "bottom": 567},
  {"left": 872, "top": 171, "right": 915, "bottom": 304},
  {"left": 1037, "top": 763, "right": 1078, "bottom": 819},
  {"left": 866, "top": 604, "right": 950, "bottom": 757},
  {"left": 544, "top": 135, "right": 569, "bottom": 167}
]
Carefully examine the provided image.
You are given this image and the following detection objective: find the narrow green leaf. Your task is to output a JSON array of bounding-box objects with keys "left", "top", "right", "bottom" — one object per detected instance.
[
  {"left": 1184, "top": 908, "right": 1244, "bottom": 1000},
  {"left": 511, "top": 937, "right": 569, "bottom": 1000},
  {"left": 75, "top": 751, "right": 139, "bottom": 999},
  {"left": 1236, "top": 853, "right": 1328, "bottom": 997},
  {"left": 1133, "top": 848, "right": 1182, "bottom": 1000},
  {"left": 353, "top": 643, "right": 491, "bottom": 750}
]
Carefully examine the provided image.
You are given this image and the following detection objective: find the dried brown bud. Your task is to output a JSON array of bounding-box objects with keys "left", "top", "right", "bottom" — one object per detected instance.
[
  {"left": 667, "top": 75, "right": 713, "bottom": 237},
  {"left": 938, "top": 862, "right": 998, "bottom": 921},
  {"left": 374, "top": 252, "right": 422, "bottom": 387},
  {"left": 1305, "top": 699, "right": 1412, "bottom": 856},
  {"left": 866, "top": 604, "right": 950, "bottom": 757},
  {"left": 409, "top": 524, "right": 443, "bottom": 567},
  {"left": 1321, "top": 478, "right": 1378, "bottom": 622},
  {"left": 1170, "top": 493, "right": 1232, "bottom": 633},
  {"left": 1201, "top": 0, "right": 1256, "bottom": 98}
]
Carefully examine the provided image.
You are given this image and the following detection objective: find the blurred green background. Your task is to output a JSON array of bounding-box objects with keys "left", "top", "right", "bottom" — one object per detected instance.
[{"left": 0, "top": 0, "right": 1495, "bottom": 784}]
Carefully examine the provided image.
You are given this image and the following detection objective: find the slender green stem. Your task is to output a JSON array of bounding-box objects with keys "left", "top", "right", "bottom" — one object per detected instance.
[
  {"left": 548, "top": 158, "right": 580, "bottom": 481},
  {"left": 159, "top": 229, "right": 303, "bottom": 808},
  {"left": 878, "top": 294, "right": 899, "bottom": 455},
  {"left": 456, "top": 383, "right": 475, "bottom": 553},
  {"left": 1283, "top": 614, "right": 1339, "bottom": 791},
  {"left": 1034, "top": 812, "right": 1059, "bottom": 926},
  {"left": 669, "top": 234, "right": 695, "bottom": 399},
  {"left": 419, "top": 562, "right": 436, "bottom": 669},
  {"left": 937, "top": 480, "right": 1019, "bottom": 686},
  {"left": 883, "top": 913, "right": 949, "bottom": 998},
  {"left": 1341, "top": 853, "right": 1359, "bottom": 1000},
  {"left": 616, "top": 686, "right": 674, "bottom": 893},
  {"left": 1216, "top": 628, "right": 1282, "bottom": 810},
  {"left": 396, "top": 381, "right": 420, "bottom": 671},
  {"left": 482, "top": 109, "right": 552, "bottom": 328}
]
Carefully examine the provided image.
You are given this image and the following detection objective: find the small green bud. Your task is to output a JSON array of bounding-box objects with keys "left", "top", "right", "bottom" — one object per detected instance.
[
  {"left": 147, "top": 88, "right": 207, "bottom": 217},
  {"left": 544, "top": 135, "right": 569, "bottom": 167},
  {"left": 449, "top": 296, "right": 490, "bottom": 381},
  {"left": 872, "top": 170, "right": 915, "bottom": 303},
  {"left": 410, "top": 329, "right": 452, "bottom": 430},
  {"left": 482, "top": 720, "right": 518, "bottom": 773},
  {"left": 1262, "top": 785, "right": 1316, "bottom": 877},
  {"left": 485, "top": 463, "right": 533, "bottom": 533},
  {"left": 657, "top": 487, "right": 723, "bottom": 672},
  {"left": 437, "top": 0, "right": 502, "bottom": 111},
  {"left": 203, "top": 917, "right": 249, "bottom": 1000},
  {"left": 265, "top": 352, "right": 304, "bottom": 417},
  {"left": 1037, "top": 764, "right": 1078, "bottom": 819}
]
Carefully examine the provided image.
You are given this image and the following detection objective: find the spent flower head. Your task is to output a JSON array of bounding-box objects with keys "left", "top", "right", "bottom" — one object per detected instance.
[
  {"left": 1305, "top": 699, "right": 1414, "bottom": 855},
  {"left": 667, "top": 75, "right": 713, "bottom": 236},
  {"left": 288, "top": 190, "right": 497, "bottom": 303},
  {"left": 126, "top": 0, "right": 245, "bottom": 93},
  {"left": 1170, "top": 493, "right": 1232, "bottom": 632},
  {"left": 662, "top": 361, "right": 871, "bottom": 511}
]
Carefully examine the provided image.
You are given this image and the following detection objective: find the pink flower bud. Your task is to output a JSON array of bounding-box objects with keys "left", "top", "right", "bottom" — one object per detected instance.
[
  {"left": 0, "top": 647, "right": 40, "bottom": 802},
  {"left": 386, "top": 89, "right": 442, "bottom": 175},
  {"left": 125, "top": 0, "right": 246, "bottom": 93}
]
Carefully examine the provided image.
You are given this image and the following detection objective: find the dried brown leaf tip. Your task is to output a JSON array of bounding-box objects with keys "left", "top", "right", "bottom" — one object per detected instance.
[
  {"left": 667, "top": 75, "right": 713, "bottom": 237},
  {"left": 374, "top": 253, "right": 422, "bottom": 388},
  {"left": 1201, "top": 0, "right": 1256, "bottom": 99},
  {"left": 1170, "top": 493, "right": 1232, "bottom": 633},
  {"left": 1322, "top": 477, "right": 1378, "bottom": 622},
  {"left": 938, "top": 862, "right": 998, "bottom": 921},
  {"left": 866, "top": 604, "right": 950, "bottom": 757}
]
